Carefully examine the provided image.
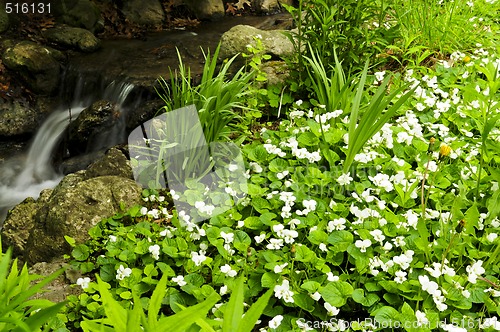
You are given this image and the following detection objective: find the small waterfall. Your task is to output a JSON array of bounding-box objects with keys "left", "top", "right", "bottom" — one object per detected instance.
[{"left": 0, "top": 80, "right": 135, "bottom": 225}]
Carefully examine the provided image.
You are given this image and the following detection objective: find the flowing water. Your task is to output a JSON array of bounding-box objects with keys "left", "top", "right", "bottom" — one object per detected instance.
[{"left": 0, "top": 81, "right": 135, "bottom": 225}]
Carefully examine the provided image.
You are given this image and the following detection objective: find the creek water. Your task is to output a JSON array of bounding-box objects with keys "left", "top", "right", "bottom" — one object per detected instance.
[
  {"left": 0, "top": 13, "right": 290, "bottom": 225},
  {"left": 0, "top": 81, "right": 135, "bottom": 224}
]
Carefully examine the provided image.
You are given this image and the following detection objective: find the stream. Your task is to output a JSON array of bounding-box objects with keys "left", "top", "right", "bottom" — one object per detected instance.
[{"left": 0, "top": 14, "right": 289, "bottom": 225}]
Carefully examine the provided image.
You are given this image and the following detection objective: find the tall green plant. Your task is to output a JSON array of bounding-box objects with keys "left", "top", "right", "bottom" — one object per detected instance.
[
  {"left": 304, "top": 44, "right": 417, "bottom": 173},
  {"left": 156, "top": 43, "right": 254, "bottom": 144},
  {"left": 0, "top": 241, "right": 65, "bottom": 332},
  {"left": 284, "top": 0, "right": 390, "bottom": 75},
  {"left": 391, "top": 0, "right": 483, "bottom": 56},
  {"left": 81, "top": 273, "right": 220, "bottom": 332}
]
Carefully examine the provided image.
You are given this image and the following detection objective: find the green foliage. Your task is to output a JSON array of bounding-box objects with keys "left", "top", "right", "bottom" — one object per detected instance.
[
  {"left": 284, "top": 0, "right": 392, "bottom": 75},
  {"left": 0, "top": 240, "right": 66, "bottom": 332},
  {"left": 156, "top": 43, "right": 254, "bottom": 144},
  {"left": 80, "top": 274, "right": 220, "bottom": 332},
  {"left": 389, "top": 0, "right": 498, "bottom": 58}
]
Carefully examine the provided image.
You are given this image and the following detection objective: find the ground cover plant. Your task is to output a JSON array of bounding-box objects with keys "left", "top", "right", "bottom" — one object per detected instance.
[{"left": 3, "top": 0, "right": 500, "bottom": 331}]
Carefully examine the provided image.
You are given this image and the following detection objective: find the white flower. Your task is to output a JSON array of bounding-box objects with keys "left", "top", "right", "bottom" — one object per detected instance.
[
  {"left": 375, "top": 71, "right": 386, "bottom": 82},
  {"left": 326, "top": 272, "right": 339, "bottom": 282},
  {"left": 337, "top": 173, "right": 353, "bottom": 185},
  {"left": 418, "top": 275, "right": 439, "bottom": 296},
  {"left": 220, "top": 264, "right": 237, "bottom": 277},
  {"left": 267, "top": 238, "right": 284, "bottom": 250},
  {"left": 269, "top": 315, "right": 283, "bottom": 329},
  {"left": 370, "top": 229, "right": 385, "bottom": 243},
  {"left": 319, "top": 243, "right": 328, "bottom": 252},
  {"left": 415, "top": 310, "right": 429, "bottom": 327},
  {"left": 466, "top": 260, "right": 485, "bottom": 283},
  {"left": 302, "top": 199, "right": 317, "bottom": 211},
  {"left": 76, "top": 277, "right": 91, "bottom": 290},
  {"left": 148, "top": 244, "right": 160, "bottom": 260},
  {"left": 191, "top": 251, "right": 207, "bottom": 266},
  {"left": 108, "top": 235, "right": 117, "bottom": 242},
  {"left": 116, "top": 265, "right": 132, "bottom": 280},
  {"left": 220, "top": 285, "right": 228, "bottom": 295},
  {"left": 355, "top": 239, "right": 372, "bottom": 253},
  {"left": 274, "top": 279, "right": 294, "bottom": 303},
  {"left": 394, "top": 270, "right": 407, "bottom": 284},
  {"left": 274, "top": 263, "right": 288, "bottom": 273},
  {"left": 170, "top": 189, "right": 180, "bottom": 200},
  {"left": 254, "top": 233, "right": 266, "bottom": 244},
  {"left": 172, "top": 275, "right": 187, "bottom": 287},
  {"left": 140, "top": 207, "right": 148, "bottom": 215},
  {"left": 310, "top": 292, "right": 321, "bottom": 301},
  {"left": 487, "top": 233, "right": 498, "bottom": 243},
  {"left": 220, "top": 231, "right": 234, "bottom": 244},
  {"left": 327, "top": 218, "right": 346, "bottom": 232},
  {"left": 324, "top": 302, "right": 340, "bottom": 316}
]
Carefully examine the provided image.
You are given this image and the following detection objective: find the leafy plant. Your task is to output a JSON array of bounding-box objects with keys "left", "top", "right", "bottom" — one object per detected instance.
[
  {"left": 80, "top": 273, "right": 220, "bottom": 332},
  {"left": 157, "top": 43, "right": 254, "bottom": 144},
  {"left": 0, "top": 240, "right": 66, "bottom": 332}
]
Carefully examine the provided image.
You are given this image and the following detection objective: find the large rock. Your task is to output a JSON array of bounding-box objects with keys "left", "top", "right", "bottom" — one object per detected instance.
[
  {"left": 252, "top": 0, "right": 294, "bottom": 13},
  {"left": 2, "top": 42, "right": 62, "bottom": 95},
  {"left": 184, "top": 0, "right": 224, "bottom": 20},
  {"left": 84, "top": 146, "right": 134, "bottom": 180},
  {"left": 122, "top": 0, "right": 165, "bottom": 26},
  {"left": 219, "top": 25, "right": 294, "bottom": 61},
  {"left": 1, "top": 197, "right": 40, "bottom": 259},
  {"left": 0, "top": 6, "right": 8, "bottom": 33},
  {"left": 67, "top": 100, "right": 121, "bottom": 155},
  {"left": 25, "top": 175, "right": 142, "bottom": 264},
  {"left": 43, "top": 25, "right": 101, "bottom": 52},
  {"left": 0, "top": 102, "right": 38, "bottom": 136},
  {"left": 53, "top": 0, "right": 102, "bottom": 33}
]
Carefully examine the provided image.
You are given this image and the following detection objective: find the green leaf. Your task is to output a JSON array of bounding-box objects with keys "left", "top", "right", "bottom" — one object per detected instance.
[
  {"left": 327, "top": 231, "right": 353, "bottom": 252},
  {"left": 72, "top": 245, "right": 90, "bottom": 261},
  {"left": 237, "top": 289, "right": 273, "bottom": 332},
  {"left": 148, "top": 273, "right": 169, "bottom": 328},
  {"left": 297, "top": 132, "right": 320, "bottom": 146},
  {"left": 223, "top": 277, "right": 245, "bottom": 332},
  {"left": 320, "top": 282, "right": 353, "bottom": 307},
  {"left": 352, "top": 288, "right": 379, "bottom": 307},
  {"left": 372, "top": 306, "right": 401, "bottom": 327},
  {"left": 233, "top": 231, "right": 251, "bottom": 252},
  {"left": 464, "top": 203, "right": 479, "bottom": 235}
]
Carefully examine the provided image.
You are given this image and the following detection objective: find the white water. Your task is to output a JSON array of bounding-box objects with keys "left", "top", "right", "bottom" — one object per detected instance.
[{"left": 0, "top": 81, "right": 135, "bottom": 225}]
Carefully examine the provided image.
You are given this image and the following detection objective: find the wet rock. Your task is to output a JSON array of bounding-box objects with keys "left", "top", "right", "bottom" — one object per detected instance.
[
  {"left": 25, "top": 175, "right": 142, "bottom": 264},
  {"left": 53, "top": 0, "right": 102, "bottom": 33},
  {"left": 261, "top": 60, "right": 291, "bottom": 86},
  {"left": 252, "top": 0, "right": 293, "bottom": 13},
  {"left": 43, "top": 25, "right": 101, "bottom": 53},
  {"left": 67, "top": 100, "right": 120, "bottom": 155},
  {"left": 122, "top": 0, "right": 165, "bottom": 26},
  {"left": 29, "top": 258, "right": 83, "bottom": 303},
  {"left": 1, "top": 197, "right": 39, "bottom": 259},
  {"left": 84, "top": 146, "right": 134, "bottom": 180},
  {"left": 184, "top": 0, "right": 225, "bottom": 20},
  {"left": 0, "top": 101, "right": 38, "bottom": 137},
  {"left": 0, "top": 6, "right": 8, "bottom": 33},
  {"left": 219, "top": 25, "right": 294, "bottom": 61},
  {"left": 2, "top": 41, "right": 61, "bottom": 95}
]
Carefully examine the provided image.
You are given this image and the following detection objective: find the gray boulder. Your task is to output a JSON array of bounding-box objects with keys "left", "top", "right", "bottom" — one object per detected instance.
[
  {"left": 2, "top": 42, "right": 62, "bottom": 95},
  {"left": 0, "top": 102, "right": 38, "bottom": 136},
  {"left": 1, "top": 197, "right": 39, "bottom": 259},
  {"left": 84, "top": 147, "right": 134, "bottom": 180},
  {"left": 122, "top": 0, "right": 165, "bottom": 26},
  {"left": 67, "top": 100, "right": 121, "bottom": 155},
  {"left": 0, "top": 6, "right": 8, "bottom": 33},
  {"left": 43, "top": 26, "right": 101, "bottom": 52},
  {"left": 25, "top": 175, "right": 142, "bottom": 264},
  {"left": 53, "top": 0, "right": 102, "bottom": 33},
  {"left": 219, "top": 25, "right": 294, "bottom": 61},
  {"left": 252, "top": 0, "right": 294, "bottom": 13},
  {"left": 184, "top": 0, "right": 225, "bottom": 20}
]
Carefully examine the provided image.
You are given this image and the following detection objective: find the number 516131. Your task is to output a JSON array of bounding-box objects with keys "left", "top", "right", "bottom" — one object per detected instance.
[{"left": 5, "top": 3, "right": 51, "bottom": 14}]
